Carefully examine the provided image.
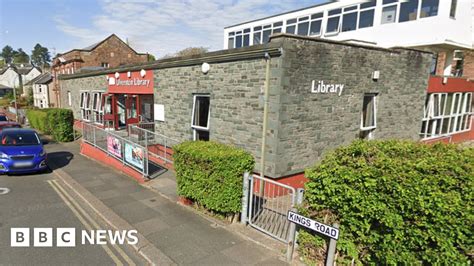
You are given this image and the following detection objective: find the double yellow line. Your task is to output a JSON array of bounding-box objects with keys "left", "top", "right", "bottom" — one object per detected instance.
[{"left": 47, "top": 179, "right": 135, "bottom": 265}]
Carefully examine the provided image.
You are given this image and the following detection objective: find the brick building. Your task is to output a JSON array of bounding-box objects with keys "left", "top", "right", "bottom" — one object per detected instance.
[
  {"left": 59, "top": 35, "right": 434, "bottom": 185},
  {"left": 51, "top": 34, "right": 150, "bottom": 107}
]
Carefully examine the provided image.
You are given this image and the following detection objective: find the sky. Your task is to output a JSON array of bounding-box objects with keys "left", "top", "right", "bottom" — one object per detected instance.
[{"left": 0, "top": 0, "right": 323, "bottom": 58}]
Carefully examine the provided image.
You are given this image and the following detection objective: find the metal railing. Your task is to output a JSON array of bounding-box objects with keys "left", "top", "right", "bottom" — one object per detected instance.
[
  {"left": 82, "top": 122, "right": 149, "bottom": 177},
  {"left": 127, "top": 123, "right": 179, "bottom": 165}
]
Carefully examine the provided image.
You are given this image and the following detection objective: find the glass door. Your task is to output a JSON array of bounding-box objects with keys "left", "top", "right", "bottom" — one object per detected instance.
[
  {"left": 126, "top": 95, "right": 140, "bottom": 126},
  {"left": 116, "top": 95, "right": 126, "bottom": 129}
]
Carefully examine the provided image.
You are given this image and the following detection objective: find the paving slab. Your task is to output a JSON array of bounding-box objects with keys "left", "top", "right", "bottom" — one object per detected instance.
[{"left": 46, "top": 141, "right": 287, "bottom": 265}]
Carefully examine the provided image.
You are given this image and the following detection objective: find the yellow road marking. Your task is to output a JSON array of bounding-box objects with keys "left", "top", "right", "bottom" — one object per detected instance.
[
  {"left": 47, "top": 180, "right": 123, "bottom": 265},
  {"left": 49, "top": 179, "right": 136, "bottom": 266}
]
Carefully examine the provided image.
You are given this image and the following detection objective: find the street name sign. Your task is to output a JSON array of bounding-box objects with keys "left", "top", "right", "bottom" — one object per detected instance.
[{"left": 287, "top": 211, "right": 339, "bottom": 240}]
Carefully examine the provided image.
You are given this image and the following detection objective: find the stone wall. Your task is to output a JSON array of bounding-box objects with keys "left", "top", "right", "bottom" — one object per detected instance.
[
  {"left": 60, "top": 75, "right": 106, "bottom": 119},
  {"left": 272, "top": 37, "right": 432, "bottom": 176},
  {"left": 153, "top": 58, "right": 284, "bottom": 174}
]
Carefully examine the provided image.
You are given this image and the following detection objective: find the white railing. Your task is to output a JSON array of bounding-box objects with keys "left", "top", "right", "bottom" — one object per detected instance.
[
  {"left": 127, "top": 123, "right": 179, "bottom": 165},
  {"left": 82, "top": 123, "right": 149, "bottom": 177}
]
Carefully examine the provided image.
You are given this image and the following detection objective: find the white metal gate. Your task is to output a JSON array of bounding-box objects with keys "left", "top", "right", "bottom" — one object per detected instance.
[{"left": 246, "top": 174, "right": 301, "bottom": 243}]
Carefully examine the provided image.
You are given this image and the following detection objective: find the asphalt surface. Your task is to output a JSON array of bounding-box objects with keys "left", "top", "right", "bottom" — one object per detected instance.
[{"left": 0, "top": 156, "right": 146, "bottom": 264}]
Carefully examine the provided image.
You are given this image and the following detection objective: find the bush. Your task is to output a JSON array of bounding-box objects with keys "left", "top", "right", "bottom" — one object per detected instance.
[
  {"left": 26, "top": 108, "right": 74, "bottom": 142},
  {"left": 26, "top": 109, "right": 49, "bottom": 133},
  {"left": 173, "top": 141, "right": 255, "bottom": 215},
  {"left": 301, "top": 140, "right": 473, "bottom": 265},
  {"left": 46, "top": 109, "right": 74, "bottom": 142}
]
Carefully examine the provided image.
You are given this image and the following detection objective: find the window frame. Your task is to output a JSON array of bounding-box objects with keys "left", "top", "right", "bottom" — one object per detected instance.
[
  {"left": 325, "top": 8, "right": 342, "bottom": 35},
  {"left": 191, "top": 94, "right": 211, "bottom": 131},
  {"left": 360, "top": 93, "right": 377, "bottom": 131},
  {"left": 421, "top": 92, "right": 473, "bottom": 139}
]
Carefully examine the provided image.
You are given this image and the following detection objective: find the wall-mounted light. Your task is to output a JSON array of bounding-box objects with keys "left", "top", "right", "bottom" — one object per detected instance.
[
  {"left": 202, "top": 62, "right": 210, "bottom": 74},
  {"left": 106, "top": 75, "right": 109, "bottom": 81},
  {"left": 372, "top": 71, "right": 380, "bottom": 81},
  {"left": 127, "top": 71, "right": 131, "bottom": 78},
  {"left": 140, "top": 69, "right": 146, "bottom": 77},
  {"left": 443, "top": 77, "right": 448, "bottom": 84},
  {"left": 115, "top": 72, "right": 120, "bottom": 79}
]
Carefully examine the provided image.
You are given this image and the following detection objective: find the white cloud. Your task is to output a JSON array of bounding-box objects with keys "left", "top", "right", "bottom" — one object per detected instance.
[{"left": 54, "top": 0, "right": 320, "bottom": 57}]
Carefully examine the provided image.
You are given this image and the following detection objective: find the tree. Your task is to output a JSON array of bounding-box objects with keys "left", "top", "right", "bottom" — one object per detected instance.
[
  {"left": 13, "top": 48, "right": 30, "bottom": 64},
  {"left": 147, "top": 53, "right": 156, "bottom": 62},
  {"left": 175, "top": 47, "right": 208, "bottom": 57},
  {"left": 31, "top": 44, "right": 51, "bottom": 68},
  {"left": 1, "top": 45, "right": 16, "bottom": 64},
  {"left": 160, "top": 47, "right": 209, "bottom": 59}
]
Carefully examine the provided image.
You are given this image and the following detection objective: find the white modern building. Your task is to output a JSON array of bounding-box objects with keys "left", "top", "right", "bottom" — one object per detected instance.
[{"left": 224, "top": 0, "right": 473, "bottom": 77}]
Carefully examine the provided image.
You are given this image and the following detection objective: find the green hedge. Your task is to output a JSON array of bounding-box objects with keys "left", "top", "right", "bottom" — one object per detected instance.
[
  {"left": 173, "top": 141, "right": 255, "bottom": 215},
  {"left": 26, "top": 109, "right": 49, "bottom": 133},
  {"left": 26, "top": 108, "right": 74, "bottom": 142},
  {"left": 300, "top": 140, "right": 473, "bottom": 265}
]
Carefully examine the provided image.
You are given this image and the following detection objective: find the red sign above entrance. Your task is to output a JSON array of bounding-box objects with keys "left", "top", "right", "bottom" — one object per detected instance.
[{"left": 107, "top": 70, "right": 154, "bottom": 94}]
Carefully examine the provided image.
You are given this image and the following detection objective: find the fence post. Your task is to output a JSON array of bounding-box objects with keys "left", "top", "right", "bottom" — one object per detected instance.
[
  {"left": 286, "top": 207, "right": 297, "bottom": 262},
  {"left": 93, "top": 125, "right": 96, "bottom": 146},
  {"left": 164, "top": 138, "right": 167, "bottom": 163},
  {"left": 326, "top": 224, "right": 339, "bottom": 266},
  {"left": 241, "top": 172, "right": 250, "bottom": 224}
]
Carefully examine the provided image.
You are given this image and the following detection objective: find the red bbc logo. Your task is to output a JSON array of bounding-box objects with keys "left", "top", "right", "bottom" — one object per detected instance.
[{"left": 11, "top": 228, "right": 76, "bottom": 247}]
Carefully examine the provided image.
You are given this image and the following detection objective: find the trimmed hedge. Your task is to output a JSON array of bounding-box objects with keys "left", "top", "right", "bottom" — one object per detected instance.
[
  {"left": 26, "top": 108, "right": 74, "bottom": 142},
  {"left": 300, "top": 140, "right": 473, "bottom": 265},
  {"left": 173, "top": 141, "right": 255, "bottom": 215}
]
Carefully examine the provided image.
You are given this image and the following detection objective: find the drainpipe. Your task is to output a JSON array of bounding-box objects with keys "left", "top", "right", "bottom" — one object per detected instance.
[{"left": 260, "top": 52, "right": 271, "bottom": 181}]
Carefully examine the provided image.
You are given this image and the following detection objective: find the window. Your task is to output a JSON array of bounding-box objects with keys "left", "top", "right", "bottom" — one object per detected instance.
[
  {"left": 326, "top": 8, "right": 342, "bottom": 34},
  {"left": 450, "top": 0, "right": 457, "bottom": 18},
  {"left": 191, "top": 95, "right": 210, "bottom": 141},
  {"left": 381, "top": 4, "right": 398, "bottom": 24},
  {"left": 421, "top": 92, "right": 473, "bottom": 139},
  {"left": 67, "top": 91, "right": 72, "bottom": 106},
  {"left": 361, "top": 94, "right": 377, "bottom": 131},
  {"left": 253, "top": 22, "right": 282, "bottom": 45},
  {"left": 342, "top": 7, "right": 358, "bottom": 32},
  {"left": 101, "top": 62, "right": 109, "bottom": 68},
  {"left": 309, "top": 13, "right": 323, "bottom": 36},
  {"left": 420, "top": 0, "right": 439, "bottom": 18},
  {"left": 359, "top": 0, "right": 376, "bottom": 29},
  {"left": 286, "top": 18, "right": 297, "bottom": 34},
  {"left": 228, "top": 32, "right": 235, "bottom": 49},
  {"left": 38, "top": 86, "right": 42, "bottom": 93},
  {"left": 262, "top": 25, "right": 272, "bottom": 44},
  {"left": 297, "top": 17, "right": 310, "bottom": 36},
  {"left": 399, "top": 0, "right": 419, "bottom": 22},
  {"left": 231, "top": 29, "right": 251, "bottom": 48},
  {"left": 80, "top": 91, "right": 91, "bottom": 121}
]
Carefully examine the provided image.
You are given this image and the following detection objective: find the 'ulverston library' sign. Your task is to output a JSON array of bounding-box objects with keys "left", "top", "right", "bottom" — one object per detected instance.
[{"left": 311, "top": 80, "right": 345, "bottom": 96}]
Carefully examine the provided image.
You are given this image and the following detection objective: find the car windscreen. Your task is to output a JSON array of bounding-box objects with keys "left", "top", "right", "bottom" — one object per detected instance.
[
  {"left": 0, "top": 116, "right": 8, "bottom": 122},
  {"left": 0, "top": 131, "right": 40, "bottom": 146}
]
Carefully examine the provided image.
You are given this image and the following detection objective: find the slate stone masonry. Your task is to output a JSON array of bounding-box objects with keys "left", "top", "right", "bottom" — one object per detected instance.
[{"left": 59, "top": 35, "right": 433, "bottom": 179}]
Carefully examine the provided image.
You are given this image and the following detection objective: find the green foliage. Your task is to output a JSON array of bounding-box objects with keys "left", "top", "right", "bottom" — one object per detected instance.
[
  {"left": 45, "top": 109, "right": 74, "bottom": 142},
  {"left": 26, "top": 109, "right": 49, "bottom": 133},
  {"left": 26, "top": 108, "right": 74, "bottom": 142},
  {"left": 1, "top": 45, "right": 16, "bottom": 64},
  {"left": 13, "top": 48, "right": 29, "bottom": 64},
  {"left": 173, "top": 141, "right": 255, "bottom": 214},
  {"left": 31, "top": 43, "right": 51, "bottom": 67},
  {"left": 301, "top": 140, "right": 473, "bottom": 265}
]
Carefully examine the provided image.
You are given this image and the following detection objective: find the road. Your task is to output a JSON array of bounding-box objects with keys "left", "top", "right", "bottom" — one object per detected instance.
[{"left": 0, "top": 164, "right": 146, "bottom": 264}]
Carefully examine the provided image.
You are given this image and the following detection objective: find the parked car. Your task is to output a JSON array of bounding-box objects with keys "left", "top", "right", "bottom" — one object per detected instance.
[
  {"left": 0, "top": 121, "right": 21, "bottom": 132},
  {"left": 0, "top": 128, "right": 47, "bottom": 174}
]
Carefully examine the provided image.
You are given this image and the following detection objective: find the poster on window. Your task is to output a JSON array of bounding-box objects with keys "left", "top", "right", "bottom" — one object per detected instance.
[
  {"left": 107, "top": 135, "right": 122, "bottom": 158},
  {"left": 124, "top": 143, "right": 144, "bottom": 170}
]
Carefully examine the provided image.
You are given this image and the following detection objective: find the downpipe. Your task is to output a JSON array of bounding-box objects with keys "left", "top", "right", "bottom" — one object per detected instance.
[{"left": 259, "top": 52, "right": 271, "bottom": 195}]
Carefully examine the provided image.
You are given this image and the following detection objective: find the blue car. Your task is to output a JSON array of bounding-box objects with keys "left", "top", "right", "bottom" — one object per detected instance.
[{"left": 0, "top": 128, "right": 47, "bottom": 174}]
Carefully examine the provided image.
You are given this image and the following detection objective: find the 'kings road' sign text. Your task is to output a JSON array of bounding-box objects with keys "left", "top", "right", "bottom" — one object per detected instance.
[{"left": 287, "top": 211, "right": 339, "bottom": 240}]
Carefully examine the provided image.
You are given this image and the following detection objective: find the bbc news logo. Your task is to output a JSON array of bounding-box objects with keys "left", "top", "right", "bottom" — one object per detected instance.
[{"left": 11, "top": 228, "right": 138, "bottom": 247}]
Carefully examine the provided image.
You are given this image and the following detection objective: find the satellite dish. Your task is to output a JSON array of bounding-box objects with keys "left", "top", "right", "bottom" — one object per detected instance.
[{"left": 202, "top": 63, "right": 210, "bottom": 74}]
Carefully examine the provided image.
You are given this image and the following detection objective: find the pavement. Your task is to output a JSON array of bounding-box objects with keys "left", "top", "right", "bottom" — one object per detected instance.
[
  {"left": 45, "top": 140, "right": 288, "bottom": 265},
  {"left": 0, "top": 162, "right": 146, "bottom": 264}
]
